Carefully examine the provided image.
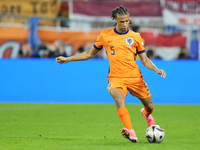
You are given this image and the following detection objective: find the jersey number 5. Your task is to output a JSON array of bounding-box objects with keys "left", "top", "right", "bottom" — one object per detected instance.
[{"left": 110, "top": 46, "right": 115, "bottom": 55}]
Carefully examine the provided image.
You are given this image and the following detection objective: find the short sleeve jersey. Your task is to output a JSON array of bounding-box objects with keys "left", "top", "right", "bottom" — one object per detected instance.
[{"left": 94, "top": 27, "right": 145, "bottom": 79}]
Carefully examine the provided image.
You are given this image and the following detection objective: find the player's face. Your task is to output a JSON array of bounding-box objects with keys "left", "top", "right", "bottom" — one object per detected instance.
[{"left": 115, "top": 14, "right": 130, "bottom": 33}]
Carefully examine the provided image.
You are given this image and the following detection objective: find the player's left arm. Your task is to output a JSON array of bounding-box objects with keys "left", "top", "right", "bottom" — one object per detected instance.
[{"left": 139, "top": 52, "right": 166, "bottom": 78}]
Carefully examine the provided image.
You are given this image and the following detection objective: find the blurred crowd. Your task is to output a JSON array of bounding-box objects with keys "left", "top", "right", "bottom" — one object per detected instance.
[
  {"left": 18, "top": 39, "right": 191, "bottom": 60},
  {"left": 18, "top": 40, "right": 67, "bottom": 58},
  {"left": 145, "top": 44, "right": 190, "bottom": 60}
]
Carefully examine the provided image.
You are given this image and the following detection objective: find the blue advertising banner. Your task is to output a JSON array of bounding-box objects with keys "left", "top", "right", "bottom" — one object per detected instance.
[{"left": 0, "top": 59, "right": 199, "bottom": 104}]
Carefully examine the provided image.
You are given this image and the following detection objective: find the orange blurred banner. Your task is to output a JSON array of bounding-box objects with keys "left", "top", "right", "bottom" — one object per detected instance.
[
  {"left": 0, "top": 0, "right": 61, "bottom": 17},
  {"left": 0, "top": 26, "right": 101, "bottom": 58},
  {"left": 38, "top": 29, "right": 101, "bottom": 55}
]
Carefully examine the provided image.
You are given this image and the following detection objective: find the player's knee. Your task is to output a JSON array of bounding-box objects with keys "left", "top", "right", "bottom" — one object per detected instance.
[
  {"left": 114, "top": 97, "right": 124, "bottom": 103},
  {"left": 110, "top": 88, "right": 126, "bottom": 107},
  {"left": 110, "top": 91, "right": 124, "bottom": 104},
  {"left": 114, "top": 97, "right": 125, "bottom": 109},
  {"left": 145, "top": 103, "right": 154, "bottom": 111}
]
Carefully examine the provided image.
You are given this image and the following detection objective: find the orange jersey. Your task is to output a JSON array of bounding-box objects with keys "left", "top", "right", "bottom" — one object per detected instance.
[{"left": 94, "top": 27, "right": 145, "bottom": 79}]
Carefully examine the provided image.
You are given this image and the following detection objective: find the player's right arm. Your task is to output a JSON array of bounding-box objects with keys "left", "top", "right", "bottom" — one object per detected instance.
[
  {"left": 56, "top": 31, "right": 104, "bottom": 64},
  {"left": 56, "top": 46, "right": 99, "bottom": 64}
]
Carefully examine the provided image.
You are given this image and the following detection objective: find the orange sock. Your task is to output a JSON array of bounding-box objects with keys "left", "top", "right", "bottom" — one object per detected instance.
[
  {"left": 117, "top": 107, "right": 132, "bottom": 129},
  {"left": 143, "top": 105, "right": 154, "bottom": 116}
]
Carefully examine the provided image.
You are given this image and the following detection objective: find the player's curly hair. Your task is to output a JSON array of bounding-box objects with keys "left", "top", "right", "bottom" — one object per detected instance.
[
  {"left": 111, "top": 6, "right": 129, "bottom": 20},
  {"left": 111, "top": 5, "right": 131, "bottom": 25}
]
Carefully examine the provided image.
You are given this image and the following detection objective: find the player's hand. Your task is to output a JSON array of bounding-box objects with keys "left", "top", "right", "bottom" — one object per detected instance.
[
  {"left": 56, "top": 56, "right": 68, "bottom": 64},
  {"left": 156, "top": 69, "right": 166, "bottom": 78}
]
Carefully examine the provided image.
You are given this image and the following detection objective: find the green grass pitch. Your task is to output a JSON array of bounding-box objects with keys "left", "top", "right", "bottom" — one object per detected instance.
[{"left": 0, "top": 103, "right": 199, "bottom": 150}]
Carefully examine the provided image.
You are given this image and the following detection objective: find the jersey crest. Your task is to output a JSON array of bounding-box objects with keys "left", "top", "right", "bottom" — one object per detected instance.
[{"left": 126, "top": 37, "right": 133, "bottom": 45}]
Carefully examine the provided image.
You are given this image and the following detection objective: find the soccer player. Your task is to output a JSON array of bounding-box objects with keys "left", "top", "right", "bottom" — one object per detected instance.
[{"left": 56, "top": 6, "right": 166, "bottom": 143}]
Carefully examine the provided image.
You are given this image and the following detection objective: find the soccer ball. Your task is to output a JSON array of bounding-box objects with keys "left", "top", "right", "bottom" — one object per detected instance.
[{"left": 146, "top": 125, "right": 165, "bottom": 143}]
